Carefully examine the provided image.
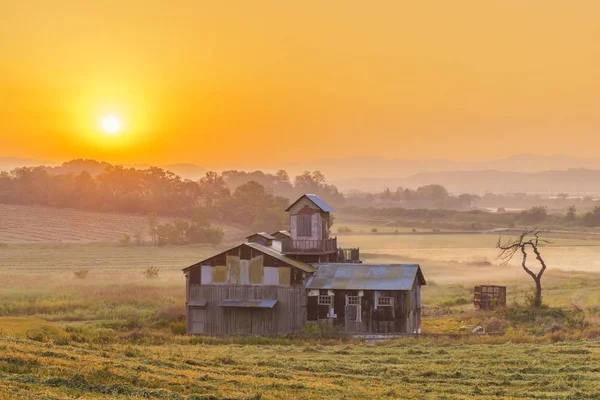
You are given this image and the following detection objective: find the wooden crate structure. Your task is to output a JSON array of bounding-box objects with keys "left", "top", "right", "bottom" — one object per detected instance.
[{"left": 474, "top": 285, "right": 506, "bottom": 309}]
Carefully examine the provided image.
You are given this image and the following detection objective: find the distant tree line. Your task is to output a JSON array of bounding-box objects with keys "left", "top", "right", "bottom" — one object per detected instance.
[
  {"left": 0, "top": 160, "right": 345, "bottom": 243},
  {"left": 350, "top": 184, "right": 480, "bottom": 209},
  {"left": 340, "top": 203, "right": 600, "bottom": 230}
]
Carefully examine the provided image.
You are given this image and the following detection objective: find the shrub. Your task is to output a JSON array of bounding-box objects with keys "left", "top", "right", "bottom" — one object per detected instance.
[
  {"left": 133, "top": 230, "right": 144, "bottom": 245},
  {"left": 118, "top": 234, "right": 131, "bottom": 246},
  {"left": 186, "top": 225, "right": 225, "bottom": 245},
  {"left": 91, "top": 328, "right": 116, "bottom": 344},
  {"left": 73, "top": 269, "right": 89, "bottom": 279},
  {"left": 145, "top": 266, "right": 159, "bottom": 278},
  {"left": 519, "top": 206, "right": 547, "bottom": 224},
  {"left": 156, "top": 305, "right": 186, "bottom": 322},
  {"left": 301, "top": 320, "right": 349, "bottom": 339},
  {"left": 438, "top": 297, "right": 470, "bottom": 308},
  {"left": 170, "top": 321, "right": 187, "bottom": 335},
  {"left": 371, "top": 228, "right": 378, "bottom": 233},
  {"left": 337, "top": 226, "right": 353, "bottom": 233},
  {"left": 485, "top": 317, "right": 507, "bottom": 333},
  {"left": 582, "top": 206, "right": 600, "bottom": 227}
]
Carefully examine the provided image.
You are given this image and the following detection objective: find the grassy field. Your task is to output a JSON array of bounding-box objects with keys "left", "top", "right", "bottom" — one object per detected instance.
[
  {"left": 2, "top": 216, "right": 600, "bottom": 399},
  {"left": 341, "top": 232, "right": 600, "bottom": 274},
  {"left": 2, "top": 333, "right": 600, "bottom": 399},
  {"left": 0, "top": 204, "right": 246, "bottom": 244},
  {"left": 1, "top": 233, "right": 600, "bottom": 326}
]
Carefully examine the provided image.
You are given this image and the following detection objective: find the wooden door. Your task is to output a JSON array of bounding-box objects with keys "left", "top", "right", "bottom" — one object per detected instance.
[{"left": 191, "top": 307, "right": 205, "bottom": 334}]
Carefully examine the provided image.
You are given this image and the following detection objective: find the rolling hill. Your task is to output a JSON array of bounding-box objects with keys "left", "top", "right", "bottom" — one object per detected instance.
[{"left": 0, "top": 204, "right": 245, "bottom": 244}]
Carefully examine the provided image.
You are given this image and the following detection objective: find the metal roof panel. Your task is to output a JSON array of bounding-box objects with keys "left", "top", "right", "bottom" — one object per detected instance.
[
  {"left": 306, "top": 263, "right": 425, "bottom": 291},
  {"left": 285, "top": 194, "right": 334, "bottom": 212}
]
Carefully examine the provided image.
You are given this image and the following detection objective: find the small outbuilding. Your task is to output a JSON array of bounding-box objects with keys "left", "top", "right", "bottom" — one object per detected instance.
[{"left": 306, "top": 263, "right": 425, "bottom": 333}]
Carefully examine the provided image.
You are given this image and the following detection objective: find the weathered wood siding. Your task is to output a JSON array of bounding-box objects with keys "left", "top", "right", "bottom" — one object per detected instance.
[
  {"left": 290, "top": 213, "right": 324, "bottom": 240},
  {"left": 288, "top": 197, "right": 328, "bottom": 241},
  {"left": 306, "top": 281, "right": 422, "bottom": 334},
  {"left": 188, "top": 285, "right": 306, "bottom": 335}
]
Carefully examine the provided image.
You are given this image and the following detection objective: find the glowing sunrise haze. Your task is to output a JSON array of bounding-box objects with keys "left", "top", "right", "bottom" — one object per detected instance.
[{"left": 1, "top": 1, "right": 600, "bottom": 167}]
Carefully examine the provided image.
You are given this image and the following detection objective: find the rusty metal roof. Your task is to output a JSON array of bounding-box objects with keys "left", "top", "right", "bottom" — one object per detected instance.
[
  {"left": 218, "top": 299, "right": 278, "bottom": 308},
  {"left": 285, "top": 194, "right": 334, "bottom": 212},
  {"left": 306, "top": 263, "right": 426, "bottom": 290}
]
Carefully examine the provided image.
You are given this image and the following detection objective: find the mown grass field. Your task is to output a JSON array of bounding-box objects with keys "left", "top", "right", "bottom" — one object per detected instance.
[{"left": 2, "top": 334, "right": 600, "bottom": 399}]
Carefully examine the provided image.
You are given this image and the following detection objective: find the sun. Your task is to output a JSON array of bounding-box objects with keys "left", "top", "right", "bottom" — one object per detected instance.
[{"left": 100, "top": 115, "right": 122, "bottom": 135}]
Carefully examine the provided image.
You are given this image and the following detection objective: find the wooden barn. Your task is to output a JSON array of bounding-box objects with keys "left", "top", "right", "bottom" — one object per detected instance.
[
  {"left": 183, "top": 193, "right": 426, "bottom": 336},
  {"left": 183, "top": 242, "right": 314, "bottom": 335}
]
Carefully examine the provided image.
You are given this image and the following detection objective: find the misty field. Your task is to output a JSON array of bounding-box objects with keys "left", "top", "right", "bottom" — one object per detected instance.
[
  {"left": 2, "top": 232, "right": 600, "bottom": 324},
  {"left": 2, "top": 218, "right": 600, "bottom": 399}
]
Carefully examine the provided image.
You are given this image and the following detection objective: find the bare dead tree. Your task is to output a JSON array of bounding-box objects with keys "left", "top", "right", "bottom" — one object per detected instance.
[{"left": 497, "top": 229, "right": 549, "bottom": 307}]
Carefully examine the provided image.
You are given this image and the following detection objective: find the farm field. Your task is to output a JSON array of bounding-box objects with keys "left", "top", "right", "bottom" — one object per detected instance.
[
  {"left": 2, "top": 334, "right": 600, "bottom": 399},
  {"left": 1, "top": 234, "right": 600, "bottom": 326},
  {"left": 0, "top": 204, "right": 246, "bottom": 244},
  {"left": 2, "top": 218, "right": 600, "bottom": 399},
  {"left": 340, "top": 232, "right": 600, "bottom": 275}
]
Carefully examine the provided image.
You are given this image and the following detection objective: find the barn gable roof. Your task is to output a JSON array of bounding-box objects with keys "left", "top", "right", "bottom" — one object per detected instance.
[
  {"left": 285, "top": 194, "right": 334, "bottom": 213},
  {"left": 246, "top": 232, "right": 276, "bottom": 240},
  {"left": 306, "top": 263, "right": 426, "bottom": 291},
  {"left": 182, "top": 242, "right": 315, "bottom": 273},
  {"left": 271, "top": 230, "right": 291, "bottom": 239}
]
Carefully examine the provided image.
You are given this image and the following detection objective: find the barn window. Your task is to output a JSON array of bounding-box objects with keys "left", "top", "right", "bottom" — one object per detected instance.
[
  {"left": 378, "top": 296, "right": 393, "bottom": 307},
  {"left": 297, "top": 214, "right": 312, "bottom": 237},
  {"left": 318, "top": 295, "right": 332, "bottom": 305},
  {"left": 346, "top": 296, "right": 360, "bottom": 305}
]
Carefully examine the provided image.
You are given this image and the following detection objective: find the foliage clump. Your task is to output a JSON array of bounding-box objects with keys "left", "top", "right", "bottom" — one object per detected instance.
[
  {"left": 144, "top": 266, "right": 159, "bottom": 278},
  {"left": 73, "top": 269, "right": 89, "bottom": 279}
]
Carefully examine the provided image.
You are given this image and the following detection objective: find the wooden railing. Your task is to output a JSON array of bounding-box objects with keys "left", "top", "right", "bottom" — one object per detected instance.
[
  {"left": 337, "top": 248, "right": 360, "bottom": 262},
  {"left": 282, "top": 238, "right": 337, "bottom": 254}
]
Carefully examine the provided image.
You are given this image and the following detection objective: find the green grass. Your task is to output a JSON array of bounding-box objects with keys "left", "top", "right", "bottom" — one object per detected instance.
[
  {"left": 0, "top": 317, "right": 67, "bottom": 341},
  {"left": 2, "top": 335, "right": 600, "bottom": 399}
]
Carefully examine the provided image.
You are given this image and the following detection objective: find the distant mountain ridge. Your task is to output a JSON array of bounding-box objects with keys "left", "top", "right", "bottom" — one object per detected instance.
[
  {"left": 283, "top": 154, "right": 600, "bottom": 181},
  {"left": 334, "top": 169, "right": 600, "bottom": 195}
]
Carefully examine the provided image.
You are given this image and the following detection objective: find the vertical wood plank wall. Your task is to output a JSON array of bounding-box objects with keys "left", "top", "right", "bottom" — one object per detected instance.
[
  {"left": 188, "top": 285, "right": 307, "bottom": 335},
  {"left": 306, "top": 286, "right": 422, "bottom": 334}
]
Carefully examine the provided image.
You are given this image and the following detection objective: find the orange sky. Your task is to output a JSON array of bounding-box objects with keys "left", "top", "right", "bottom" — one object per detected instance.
[{"left": 1, "top": 1, "right": 600, "bottom": 167}]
